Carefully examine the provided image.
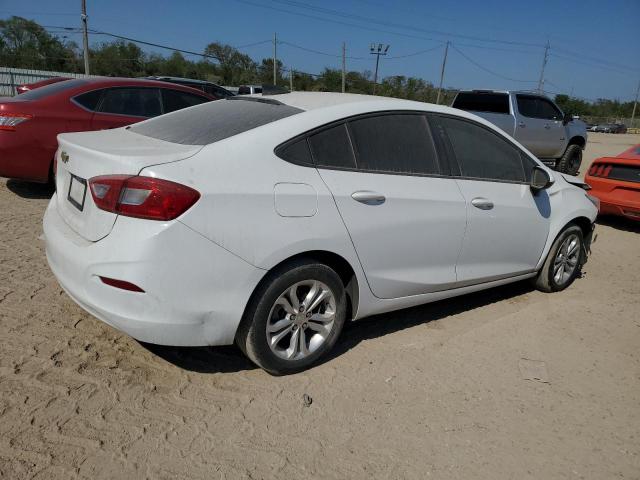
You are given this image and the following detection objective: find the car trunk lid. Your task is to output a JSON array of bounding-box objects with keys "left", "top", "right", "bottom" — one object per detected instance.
[{"left": 55, "top": 128, "right": 202, "bottom": 241}]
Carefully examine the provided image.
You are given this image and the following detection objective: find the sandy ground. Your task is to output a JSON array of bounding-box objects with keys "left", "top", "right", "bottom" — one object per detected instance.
[{"left": 0, "top": 133, "right": 639, "bottom": 480}]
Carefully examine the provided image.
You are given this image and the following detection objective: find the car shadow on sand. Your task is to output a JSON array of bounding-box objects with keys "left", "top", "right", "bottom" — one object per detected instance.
[
  {"left": 6, "top": 179, "right": 55, "bottom": 199},
  {"left": 596, "top": 215, "right": 640, "bottom": 233},
  {"left": 143, "top": 280, "right": 535, "bottom": 375}
]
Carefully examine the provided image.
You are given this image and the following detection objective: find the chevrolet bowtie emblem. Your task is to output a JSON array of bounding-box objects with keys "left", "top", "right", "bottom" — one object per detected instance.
[{"left": 61, "top": 151, "right": 69, "bottom": 163}]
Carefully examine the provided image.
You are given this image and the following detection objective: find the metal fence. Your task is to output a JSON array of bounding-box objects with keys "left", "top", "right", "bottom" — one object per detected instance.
[
  {"left": 0, "top": 67, "right": 99, "bottom": 96},
  {"left": 582, "top": 116, "right": 639, "bottom": 129}
]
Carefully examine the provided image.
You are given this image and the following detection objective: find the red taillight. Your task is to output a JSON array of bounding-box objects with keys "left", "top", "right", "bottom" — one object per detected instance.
[
  {"left": 88, "top": 175, "right": 200, "bottom": 221},
  {"left": 99, "top": 276, "right": 145, "bottom": 292},
  {"left": 0, "top": 113, "right": 33, "bottom": 131}
]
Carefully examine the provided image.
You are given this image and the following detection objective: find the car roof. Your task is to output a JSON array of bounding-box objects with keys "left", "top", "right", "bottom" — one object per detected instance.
[
  {"left": 146, "top": 76, "right": 221, "bottom": 86},
  {"left": 252, "top": 91, "right": 462, "bottom": 115}
]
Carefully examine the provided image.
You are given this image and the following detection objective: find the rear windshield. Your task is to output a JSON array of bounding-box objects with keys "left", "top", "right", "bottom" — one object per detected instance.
[
  {"left": 452, "top": 92, "right": 510, "bottom": 114},
  {"left": 15, "top": 79, "right": 87, "bottom": 100},
  {"left": 129, "top": 97, "right": 303, "bottom": 145}
]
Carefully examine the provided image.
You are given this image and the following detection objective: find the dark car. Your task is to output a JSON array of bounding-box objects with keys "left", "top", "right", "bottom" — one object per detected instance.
[
  {"left": 144, "top": 76, "right": 234, "bottom": 99},
  {"left": 594, "top": 123, "right": 627, "bottom": 133},
  {"left": 0, "top": 77, "right": 214, "bottom": 183},
  {"left": 16, "top": 77, "right": 71, "bottom": 94}
]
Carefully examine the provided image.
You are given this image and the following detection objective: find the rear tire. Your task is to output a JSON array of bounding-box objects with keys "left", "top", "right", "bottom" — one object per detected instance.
[
  {"left": 236, "top": 259, "right": 347, "bottom": 375},
  {"left": 557, "top": 144, "right": 582, "bottom": 176},
  {"left": 533, "top": 225, "right": 584, "bottom": 293}
]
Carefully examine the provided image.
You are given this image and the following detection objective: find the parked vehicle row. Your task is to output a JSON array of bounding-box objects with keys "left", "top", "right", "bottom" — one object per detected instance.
[
  {"left": 0, "top": 77, "right": 216, "bottom": 183},
  {"left": 42, "top": 92, "right": 598, "bottom": 374},
  {"left": 451, "top": 90, "right": 588, "bottom": 175},
  {"left": 589, "top": 123, "right": 628, "bottom": 134}
]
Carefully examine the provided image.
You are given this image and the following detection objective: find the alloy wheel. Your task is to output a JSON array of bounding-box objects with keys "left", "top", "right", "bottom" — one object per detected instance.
[
  {"left": 553, "top": 234, "right": 581, "bottom": 285},
  {"left": 266, "top": 280, "right": 337, "bottom": 361}
]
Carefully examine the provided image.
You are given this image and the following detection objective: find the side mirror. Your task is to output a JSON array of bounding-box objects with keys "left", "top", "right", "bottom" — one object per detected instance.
[
  {"left": 562, "top": 112, "right": 572, "bottom": 125},
  {"left": 531, "top": 166, "right": 553, "bottom": 191}
]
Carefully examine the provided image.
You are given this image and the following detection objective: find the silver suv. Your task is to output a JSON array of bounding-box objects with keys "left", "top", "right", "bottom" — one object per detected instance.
[{"left": 452, "top": 90, "right": 588, "bottom": 175}]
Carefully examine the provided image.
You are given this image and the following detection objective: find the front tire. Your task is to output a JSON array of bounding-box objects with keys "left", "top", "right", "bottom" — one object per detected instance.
[
  {"left": 557, "top": 144, "right": 582, "bottom": 176},
  {"left": 236, "top": 259, "right": 347, "bottom": 375},
  {"left": 533, "top": 225, "right": 584, "bottom": 293}
]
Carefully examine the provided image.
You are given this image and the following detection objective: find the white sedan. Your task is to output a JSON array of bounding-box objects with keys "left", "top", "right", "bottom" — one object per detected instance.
[{"left": 44, "top": 92, "right": 598, "bottom": 374}]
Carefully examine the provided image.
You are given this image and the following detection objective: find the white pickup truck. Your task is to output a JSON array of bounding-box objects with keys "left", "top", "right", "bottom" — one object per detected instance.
[{"left": 451, "top": 90, "right": 588, "bottom": 175}]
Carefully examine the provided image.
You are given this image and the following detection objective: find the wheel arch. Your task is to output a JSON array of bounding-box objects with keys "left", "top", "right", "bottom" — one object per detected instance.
[
  {"left": 246, "top": 250, "right": 360, "bottom": 324},
  {"left": 568, "top": 136, "right": 586, "bottom": 149}
]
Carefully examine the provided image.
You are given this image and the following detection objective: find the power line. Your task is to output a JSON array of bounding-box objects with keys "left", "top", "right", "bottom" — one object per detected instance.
[
  {"left": 386, "top": 44, "right": 443, "bottom": 60},
  {"left": 279, "top": 40, "right": 368, "bottom": 60},
  {"left": 551, "top": 46, "right": 639, "bottom": 73},
  {"left": 267, "top": 0, "right": 545, "bottom": 48},
  {"left": 450, "top": 44, "right": 537, "bottom": 83},
  {"left": 548, "top": 53, "right": 637, "bottom": 76}
]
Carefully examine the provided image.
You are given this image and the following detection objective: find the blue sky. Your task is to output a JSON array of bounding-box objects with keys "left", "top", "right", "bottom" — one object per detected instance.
[{"left": 1, "top": 0, "right": 639, "bottom": 101}]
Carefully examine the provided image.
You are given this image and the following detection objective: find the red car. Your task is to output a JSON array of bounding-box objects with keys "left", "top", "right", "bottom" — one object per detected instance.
[
  {"left": 16, "top": 77, "right": 71, "bottom": 94},
  {"left": 585, "top": 144, "right": 640, "bottom": 220},
  {"left": 0, "top": 78, "right": 215, "bottom": 183}
]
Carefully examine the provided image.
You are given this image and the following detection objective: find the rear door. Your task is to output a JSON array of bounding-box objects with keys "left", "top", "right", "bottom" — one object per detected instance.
[
  {"left": 432, "top": 114, "right": 550, "bottom": 284},
  {"left": 312, "top": 113, "right": 467, "bottom": 299},
  {"left": 514, "top": 95, "right": 565, "bottom": 158},
  {"left": 91, "top": 87, "right": 162, "bottom": 130}
]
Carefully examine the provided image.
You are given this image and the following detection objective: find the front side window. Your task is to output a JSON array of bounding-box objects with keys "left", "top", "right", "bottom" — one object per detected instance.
[
  {"left": 436, "top": 116, "right": 525, "bottom": 182},
  {"left": 99, "top": 88, "right": 161, "bottom": 117},
  {"left": 516, "top": 95, "right": 561, "bottom": 120},
  {"left": 308, "top": 124, "right": 356, "bottom": 169},
  {"left": 161, "top": 89, "right": 209, "bottom": 113},
  {"left": 537, "top": 99, "right": 562, "bottom": 120},
  {"left": 348, "top": 114, "right": 439, "bottom": 175}
]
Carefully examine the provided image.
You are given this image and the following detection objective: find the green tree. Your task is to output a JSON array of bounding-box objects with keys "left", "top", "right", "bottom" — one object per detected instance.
[
  {"left": 0, "top": 16, "right": 79, "bottom": 71},
  {"left": 90, "top": 40, "right": 145, "bottom": 77}
]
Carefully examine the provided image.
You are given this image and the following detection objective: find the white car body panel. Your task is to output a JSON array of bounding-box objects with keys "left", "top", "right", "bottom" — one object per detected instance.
[
  {"left": 453, "top": 179, "right": 550, "bottom": 283},
  {"left": 44, "top": 92, "right": 598, "bottom": 347}
]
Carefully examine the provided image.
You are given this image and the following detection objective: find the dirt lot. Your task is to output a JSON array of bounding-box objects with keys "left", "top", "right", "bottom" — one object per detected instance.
[{"left": 0, "top": 133, "right": 639, "bottom": 479}]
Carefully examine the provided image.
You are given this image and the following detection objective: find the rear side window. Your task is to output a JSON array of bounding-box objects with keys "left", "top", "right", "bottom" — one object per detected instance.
[
  {"left": 130, "top": 97, "right": 303, "bottom": 145},
  {"left": 161, "top": 89, "right": 209, "bottom": 113},
  {"left": 277, "top": 138, "right": 313, "bottom": 166},
  {"left": 436, "top": 116, "right": 525, "bottom": 182},
  {"left": 308, "top": 124, "right": 356, "bottom": 169},
  {"left": 452, "top": 92, "right": 510, "bottom": 114},
  {"left": 99, "top": 88, "right": 161, "bottom": 117},
  {"left": 348, "top": 114, "right": 439, "bottom": 175},
  {"left": 73, "top": 89, "right": 103, "bottom": 111}
]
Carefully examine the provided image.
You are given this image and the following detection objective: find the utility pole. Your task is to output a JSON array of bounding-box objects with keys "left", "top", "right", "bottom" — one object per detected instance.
[
  {"left": 289, "top": 67, "right": 294, "bottom": 92},
  {"left": 341, "top": 42, "right": 346, "bottom": 93},
  {"left": 273, "top": 32, "right": 277, "bottom": 85},
  {"left": 370, "top": 43, "right": 389, "bottom": 95},
  {"left": 537, "top": 40, "right": 550, "bottom": 94},
  {"left": 436, "top": 41, "right": 449, "bottom": 105},
  {"left": 81, "top": 0, "right": 90, "bottom": 75},
  {"left": 631, "top": 79, "right": 640, "bottom": 129}
]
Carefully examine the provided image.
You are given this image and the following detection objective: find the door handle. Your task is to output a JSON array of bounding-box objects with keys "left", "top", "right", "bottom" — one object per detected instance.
[
  {"left": 471, "top": 197, "right": 494, "bottom": 210},
  {"left": 518, "top": 121, "right": 526, "bottom": 128},
  {"left": 351, "top": 191, "right": 386, "bottom": 205},
  {"left": 544, "top": 124, "right": 551, "bottom": 129}
]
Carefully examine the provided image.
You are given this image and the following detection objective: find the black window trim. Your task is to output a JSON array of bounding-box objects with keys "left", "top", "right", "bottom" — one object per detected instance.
[
  {"left": 275, "top": 110, "right": 449, "bottom": 179},
  {"left": 95, "top": 86, "right": 162, "bottom": 119},
  {"left": 430, "top": 112, "right": 537, "bottom": 186}
]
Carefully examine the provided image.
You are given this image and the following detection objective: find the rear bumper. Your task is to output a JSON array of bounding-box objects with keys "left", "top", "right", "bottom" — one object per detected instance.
[
  {"left": 0, "top": 131, "right": 54, "bottom": 182},
  {"left": 586, "top": 177, "right": 640, "bottom": 221},
  {"left": 43, "top": 194, "right": 265, "bottom": 346}
]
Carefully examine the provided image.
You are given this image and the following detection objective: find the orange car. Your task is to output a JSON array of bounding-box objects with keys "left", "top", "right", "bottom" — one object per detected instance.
[{"left": 585, "top": 144, "right": 640, "bottom": 220}]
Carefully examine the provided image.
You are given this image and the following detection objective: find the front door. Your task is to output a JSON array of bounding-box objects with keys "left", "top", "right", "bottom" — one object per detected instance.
[
  {"left": 432, "top": 114, "right": 550, "bottom": 284},
  {"left": 514, "top": 94, "right": 565, "bottom": 158}
]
